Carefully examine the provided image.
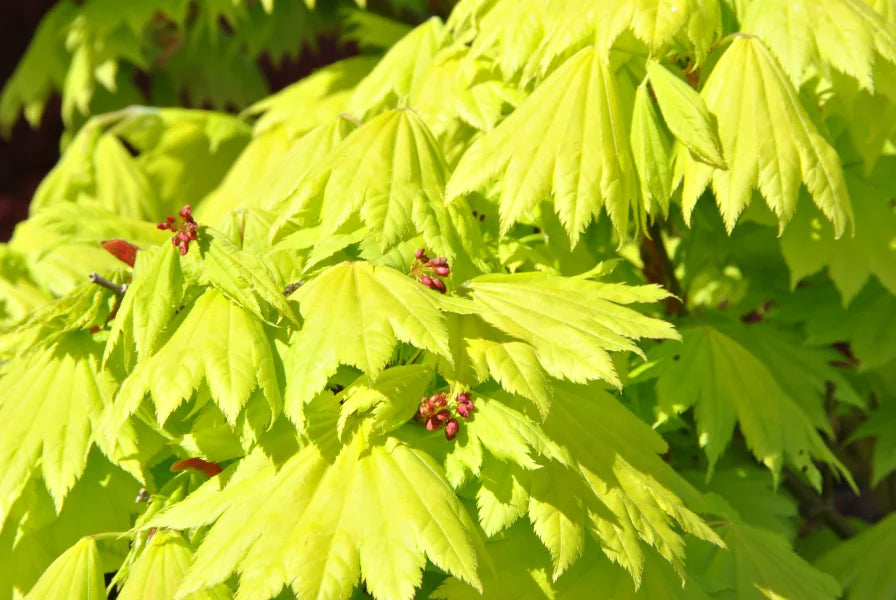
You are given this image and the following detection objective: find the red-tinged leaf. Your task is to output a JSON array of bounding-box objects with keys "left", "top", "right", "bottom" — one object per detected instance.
[
  {"left": 171, "top": 457, "right": 223, "bottom": 478},
  {"left": 100, "top": 238, "right": 139, "bottom": 267}
]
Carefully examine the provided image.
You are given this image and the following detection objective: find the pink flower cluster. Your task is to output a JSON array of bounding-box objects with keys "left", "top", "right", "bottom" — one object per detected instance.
[
  {"left": 412, "top": 248, "right": 450, "bottom": 293},
  {"left": 157, "top": 205, "right": 199, "bottom": 255},
  {"left": 415, "top": 391, "right": 475, "bottom": 441}
]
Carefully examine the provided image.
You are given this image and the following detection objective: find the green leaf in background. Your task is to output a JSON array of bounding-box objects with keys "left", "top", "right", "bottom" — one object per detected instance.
[
  {"left": 850, "top": 397, "right": 896, "bottom": 487},
  {"left": 817, "top": 512, "right": 896, "bottom": 599},
  {"left": 689, "top": 497, "right": 841, "bottom": 600},
  {"left": 780, "top": 161, "right": 896, "bottom": 304},
  {"left": 655, "top": 324, "right": 851, "bottom": 488}
]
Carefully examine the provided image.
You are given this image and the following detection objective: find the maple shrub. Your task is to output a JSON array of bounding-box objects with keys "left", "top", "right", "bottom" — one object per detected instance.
[{"left": 2, "top": 0, "right": 896, "bottom": 598}]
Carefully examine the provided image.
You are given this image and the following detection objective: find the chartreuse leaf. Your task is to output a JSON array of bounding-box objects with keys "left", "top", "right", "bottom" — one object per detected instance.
[
  {"left": 689, "top": 495, "right": 840, "bottom": 600},
  {"left": 93, "top": 133, "right": 159, "bottom": 220},
  {"left": 247, "top": 56, "right": 377, "bottom": 139},
  {"left": 198, "top": 227, "right": 298, "bottom": 326},
  {"left": 817, "top": 512, "right": 896, "bottom": 599},
  {"left": 0, "top": 332, "right": 114, "bottom": 523},
  {"left": 655, "top": 324, "right": 852, "bottom": 488},
  {"left": 284, "top": 261, "right": 452, "bottom": 423},
  {"left": 23, "top": 537, "right": 105, "bottom": 600},
  {"left": 110, "top": 109, "right": 250, "bottom": 216},
  {"left": 408, "top": 48, "right": 524, "bottom": 138},
  {"left": 465, "top": 338, "right": 551, "bottom": 419},
  {"left": 337, "top": 364, "right": 433, "bottom": 437},
  {"left": 523, "top": 0, "right": 721, "bottom": 80},
  {"left": 447, "top": 47, "right": 637, "bottom": 243},
  {"left": 631, "top": 80, "right": 676, "bottom": 216},
  {"left": 117, "top": 530, "right": 231, "bottom": 600},
  {"left": 440, "top": 384, "right": 720, "bottom": 584},
  {"left": 443, "top": 390, "right": 566, "bottom": 486},
  {"left": 742, "top": 0, "right": 896, "bottom": 89},
  {"left": 1, "top": 278, "right": 116, "bottom": 356},
  {"left": 780, "top": 162, "right": 896, "bottom": 304},
  {"left": 679, "top": 36, "right": 853, "bottom": 236},
  {"left": 263, "top": 117, "right": 357, "bottom": 220},
  {"left": 0, "top": 245, "right": 51, "bottom": 328},
  {"left": 461, "top": 272, "right": 679, "bottom": 389},
  {"left": 109, "top": 288, "right": 281, "bottom": 430},
  {"left": 465, "top": 0, "right": 550, "bottom": 79},
  {"left": 286, "top": 109, "right": 464, "bottom": 258},
  {"left": 645, "top": 60, "right": 725, "bottom": 168},
  {"left": 150, "top": 428, "right": 482, "bottom": 600},
  {"left": 434, "top": 525, "right": 710, "bottom": 599},
  {"left": 347, "top": 17, "right": 449, "bottom": 119},
  {"left": 2, "top": 453, "right": 139, "bottom": 599},
  {"left": 538, "top": 383, "right": 722, "bottom": 584},
  {"left": 105, "top": 244, "right": 186, "bottom": 366},
  {"left": 9, "top": 202, "right": 165, "bottom": 297}
]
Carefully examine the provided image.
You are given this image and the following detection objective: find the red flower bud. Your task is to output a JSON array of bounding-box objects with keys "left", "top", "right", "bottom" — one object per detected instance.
[
  {"left": 179, "top": 205, "right": 193, "bottom": 219},
  {"left": 415, "top": 248, "right": 426, "bottom": 259},
  {"left": 429, "top": 257, "right": 448, "bottom": 267},
  {"left": 456, "top": 392, "right": 471, "bottom": 404},
  {"left": 436, "top": 409, "right": 451, "bottom": 422},
  {"left": 433, "top": 265, "right": 451, "bottom": 277},
  {"left": 419, "top": 402, "right": 435, "bottom": 419},
  {"left": 419, "top": 274, "right": 435, "bottom": 288},
  {"left": 435, "top": 394, "right": 447, "bottom": 407},
  {"left": 455, "top": 403, "right": 469, "bottom": 419},
  {"left": 425, "top": 416, "right": 441, "bottom": 431},
  {"left": 431, "top": 278, "right": 447, "bottom": 293},
  {"left": 445, "top": 419, "right": 459, "bottom": 440}
]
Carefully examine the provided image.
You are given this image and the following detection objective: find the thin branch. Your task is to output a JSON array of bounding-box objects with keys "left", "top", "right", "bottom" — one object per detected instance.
[
  {"left": 783, "top": 468, "right": 858, "bottom": 539},
  {"left": 89, "top": 272, "right": 127, "bottom": 296},
  {"left": 640, "top": 220, "right": 686, "bottom": 316}
]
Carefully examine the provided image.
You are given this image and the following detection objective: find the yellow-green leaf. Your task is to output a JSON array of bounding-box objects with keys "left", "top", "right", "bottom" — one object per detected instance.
[
  {"left": 680, "top": 36, "right": 853, "bottom": 236},
  {"left": 24, "top": 537, "right": 105, "bottom": 600},
  {"left": 646, "top": 60, "right": 725, "bottom": 168},
  {"left": 630, "top": 81, "right": 676, "bottom": 215},
  {"left": 284, "top": 262, "right": 452, "bottom": 423},
  {"left": 447, "top": 47, "right": 636, "bottom": 243}
]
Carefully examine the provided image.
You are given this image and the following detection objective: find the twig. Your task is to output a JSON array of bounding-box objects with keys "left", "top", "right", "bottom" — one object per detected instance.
[
  {"left": 89, "top": 272, "right": 127, "bottom": 296},
  {"left": 640, "top": 220, "right": 686, "bottom": 316},
  {"left": 783, "top": 468, "right": 858, "bottom": 539}
]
